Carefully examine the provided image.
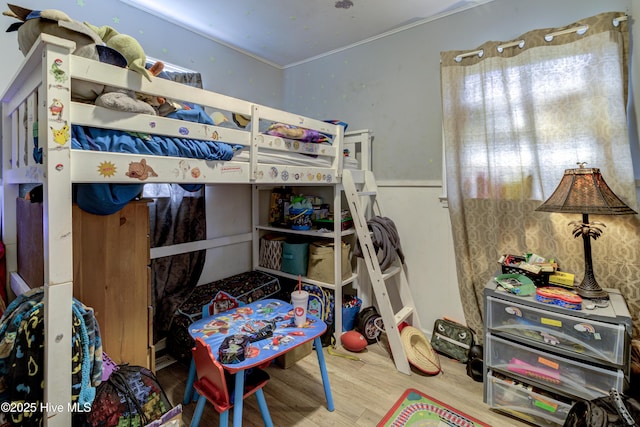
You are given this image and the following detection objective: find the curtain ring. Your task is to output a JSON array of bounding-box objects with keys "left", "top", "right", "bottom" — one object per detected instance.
[{"left": 613, "top": 16, "right": 628, "bottom": 27}]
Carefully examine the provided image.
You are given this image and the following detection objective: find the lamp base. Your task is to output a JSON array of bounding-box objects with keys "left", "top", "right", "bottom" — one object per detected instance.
[{"left": 575, "top": 279, "right": 609, "bottom": 300}]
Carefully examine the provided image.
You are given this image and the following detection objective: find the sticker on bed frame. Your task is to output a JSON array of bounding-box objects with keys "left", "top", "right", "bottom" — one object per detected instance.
[
  {"left": 174, "top": 159, "right": 191, "bottom": 179},
  {"left": 179, "top": 127, "right": 189, "bottom": 136},
  {"left": 211, "top": 131, "right": 220, "bottom": 140},
  {"left": 269, "top": 167, "right": 278, "bottom": 179},
  {"left": 221, "top": 165, "right": 243, "bottom": 174},
  {"left": 98, "top": 161, "right": 117, "bottom": 177},
  {"left": 303, "top": 144, "right": 319, "bottom": 154},
  {"left": 281, "top": 170, "right": 289, "bottom": 181},
  {"left": 50, "top": 58, "right": 68, "bottom": 84},
  {"left": 48, "top": 98, "right": 64, "bottom": 121},
  {"left": 50, "top": 121, "right": 69, "bottom": 146},
  {"left": 126, "top": 159, "right": 158, "bottom": 180}
]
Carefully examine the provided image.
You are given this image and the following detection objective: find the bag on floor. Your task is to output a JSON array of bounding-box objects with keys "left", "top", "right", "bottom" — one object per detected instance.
[
  {"left": 86, "top": 364, "right": 173, "bottom": 427},
  {"left": 301, "top": 283, "right": 335, "bottom": 346},
  {"left": 563, "top": 389, "right": 640, "bottom": 427},
  {"left": 302, "top": 283, "right": 334, "bottom": 326},
  {"left": 430, "top": 318, "right": 474, "bottom": 363}
]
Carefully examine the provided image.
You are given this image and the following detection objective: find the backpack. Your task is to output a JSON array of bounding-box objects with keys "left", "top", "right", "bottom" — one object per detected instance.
[
  {"left": 301, "top": 283, "right": 335, "bottom": 346},
  {"left": 302, "top": 283, "right": 334, "bottom": 325},
  {"left": 430, "top": 318, "right": 475, "bottom": 364},
  {"left": 86, "top": 365, "right": 173, "bottom": 427}
]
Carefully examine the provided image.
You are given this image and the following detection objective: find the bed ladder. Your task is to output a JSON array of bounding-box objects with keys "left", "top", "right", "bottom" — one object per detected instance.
[{"left": 342, "top": 169, "right": 421, "bottom": 375}]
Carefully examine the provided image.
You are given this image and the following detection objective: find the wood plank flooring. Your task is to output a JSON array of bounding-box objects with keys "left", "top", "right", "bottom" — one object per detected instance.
[{"left": 156, "top": 339, "right": 531, "bottom": 427}]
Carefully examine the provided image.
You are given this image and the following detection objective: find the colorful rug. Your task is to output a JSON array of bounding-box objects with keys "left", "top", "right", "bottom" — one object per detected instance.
[{"left": 377, "top": 388, "right": 491, "bottom": 427}]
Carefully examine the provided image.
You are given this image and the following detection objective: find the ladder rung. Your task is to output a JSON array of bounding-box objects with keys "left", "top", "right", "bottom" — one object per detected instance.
[
  {"left": 357, "top": 191, "right": 377, "bottom": 196},
  {"left": 394, "top": 306, "right": 414, "bottom": 325},
  {"left": 382, "top": 265, "right": 401, "bottom": 280}
]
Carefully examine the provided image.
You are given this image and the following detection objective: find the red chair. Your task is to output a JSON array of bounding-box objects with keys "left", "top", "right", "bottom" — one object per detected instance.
[{"left": 189, "top": 337, "right": 273, "bottom": 427}]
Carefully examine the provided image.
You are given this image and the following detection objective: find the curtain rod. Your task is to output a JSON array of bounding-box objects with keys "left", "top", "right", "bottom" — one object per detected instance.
[
  {"left": 497, "top": 40, "right": 525, "bottom": 53},
  {"left": 455, "top": 49, "right": 483, "bottom": 62},
  {"left": 544, "top": 25, "right": 588, "bottom": 42},
  {"left": 455, "top": 15, "right": 628, "bottom": 62}
]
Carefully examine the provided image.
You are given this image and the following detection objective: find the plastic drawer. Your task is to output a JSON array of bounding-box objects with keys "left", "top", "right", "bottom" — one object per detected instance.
[
  {"left": 486, "top": 371, "right": 572, "bottom": 426},
  {"left": 486, "top": 334, "right": 624, "bottom": 400},
  {"left": 486, "top": 296, "right": 626, "bottom": 366}
]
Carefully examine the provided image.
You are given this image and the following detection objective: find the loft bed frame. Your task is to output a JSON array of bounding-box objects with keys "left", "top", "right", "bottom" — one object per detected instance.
[{"left": 1, "top": 35, "right": 369, "bottom": 425}]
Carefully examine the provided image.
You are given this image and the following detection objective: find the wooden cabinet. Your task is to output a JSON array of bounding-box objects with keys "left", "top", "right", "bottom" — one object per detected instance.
[
  {"left": 483, "top": 280, "right": 632, "bottom": 425},
  {"left": 72, "top": 201, "right": 154, "bottom": 370},
  {"left": 16, "top": 198, "right": 44, "bottom": 289}
]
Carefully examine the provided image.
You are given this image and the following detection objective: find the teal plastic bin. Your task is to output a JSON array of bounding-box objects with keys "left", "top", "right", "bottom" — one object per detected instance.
[{"left": 281, "top": 241, "right": 309, "bottom": 276}]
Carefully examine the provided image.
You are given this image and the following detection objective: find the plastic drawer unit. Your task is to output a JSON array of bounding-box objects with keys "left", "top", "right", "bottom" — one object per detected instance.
[
  {"left": 483, "top": 281, "right": 632, "bottom": 426},
  {"left": 485, "top": 293, "right": 629, "bottom": 368},
  {"left": 486, "top": 334, "right": 625, "bottom": 400},
  {"left": 486, "top": 371, "right": 572, "bottom": 426}
]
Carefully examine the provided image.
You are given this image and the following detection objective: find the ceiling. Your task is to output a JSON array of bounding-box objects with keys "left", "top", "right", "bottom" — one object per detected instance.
[{"left": 121, "top": 0, "right": 492, "bottom": 68}]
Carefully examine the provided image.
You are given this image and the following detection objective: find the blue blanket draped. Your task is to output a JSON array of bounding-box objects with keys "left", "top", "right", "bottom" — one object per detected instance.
[{"left": 70, "top": 106, "right": 241, "bottom": 215}]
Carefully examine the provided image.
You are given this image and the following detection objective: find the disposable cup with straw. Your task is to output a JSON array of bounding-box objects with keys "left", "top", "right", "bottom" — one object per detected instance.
[{"left": 291, "top": 275, "right": 309, "bottom": 327}]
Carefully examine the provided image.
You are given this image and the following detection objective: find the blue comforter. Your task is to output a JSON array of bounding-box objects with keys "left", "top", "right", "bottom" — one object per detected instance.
[
  {"left": 71, "top": 107, "right": 240, "bottom": 161},
  {"left": 70, "top": 106, "right": 241, "bottom": 215}
]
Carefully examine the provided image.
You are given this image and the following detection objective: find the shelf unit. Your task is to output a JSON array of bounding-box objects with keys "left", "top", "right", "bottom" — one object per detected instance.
[
  {"left": 483, "top": 280, "right": 632, "bottom": 426},
  {"left": 251, "top": 181, "right": 356, "bottom": 340},
  {"left": 250, "top": 130, "right": 373, "bottom": 342}
]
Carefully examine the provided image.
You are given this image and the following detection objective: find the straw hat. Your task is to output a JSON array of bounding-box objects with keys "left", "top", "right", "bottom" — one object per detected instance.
[{"left": 401, "top": 326, "right": 441, "bottom": 375}]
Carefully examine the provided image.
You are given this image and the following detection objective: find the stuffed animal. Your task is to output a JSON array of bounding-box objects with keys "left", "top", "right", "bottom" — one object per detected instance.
[
  {"left": 4, "top": 3, "right": 105, "bottom": 102},
  {"left": 84, "top": 22, "right": 152, "bottom": 81},
  {"left": 3, "top": 3, "right": 158, "bottom": 115}
]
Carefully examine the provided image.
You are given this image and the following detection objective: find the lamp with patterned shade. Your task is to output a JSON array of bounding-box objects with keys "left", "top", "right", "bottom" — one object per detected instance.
[{"left": 535, "top": 163, "right": 637, "bottom": 299}]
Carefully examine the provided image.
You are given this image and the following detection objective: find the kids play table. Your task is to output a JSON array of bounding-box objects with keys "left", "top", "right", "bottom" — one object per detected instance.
[{"left": 188, "top": 298, "right": 335, "bottom": 426}]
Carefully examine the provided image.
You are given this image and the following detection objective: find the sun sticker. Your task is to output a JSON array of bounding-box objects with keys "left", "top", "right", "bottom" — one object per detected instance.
[{"left": 98, "top": 161, "right": 117, "bottom": 177}]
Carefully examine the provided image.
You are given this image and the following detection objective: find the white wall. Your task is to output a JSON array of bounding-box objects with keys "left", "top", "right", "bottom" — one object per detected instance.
[{"left": 378, "top": 185, "right": 465, "bottom": 330}]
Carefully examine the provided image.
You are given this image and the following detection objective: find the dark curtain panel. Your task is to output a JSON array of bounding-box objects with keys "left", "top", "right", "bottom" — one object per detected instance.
[
  {"left": 150, "top": 187, "right": 206, "bottom": 341},
  {"left": 148, "top": 69, "right": 207, "bottom": 342}
]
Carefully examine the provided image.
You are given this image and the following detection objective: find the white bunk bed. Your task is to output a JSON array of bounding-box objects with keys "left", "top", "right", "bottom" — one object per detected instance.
[{"left": 1, "top": 34, "right": 369, "bottom": 426}]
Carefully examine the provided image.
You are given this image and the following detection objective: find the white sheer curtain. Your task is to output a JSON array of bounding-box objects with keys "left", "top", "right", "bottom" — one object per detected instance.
[{"left": 440, "top": 12, "right": 640, "bottom": 340}]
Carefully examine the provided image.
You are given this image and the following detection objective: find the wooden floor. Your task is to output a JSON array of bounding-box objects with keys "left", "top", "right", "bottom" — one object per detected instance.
[{"left": 157, "top": 338, "right": 531, "bottom": 427}]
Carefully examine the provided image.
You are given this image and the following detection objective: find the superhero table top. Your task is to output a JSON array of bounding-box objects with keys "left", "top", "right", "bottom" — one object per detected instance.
[{"left": 188, "top": 298, "right": 327, "bottom": 372}]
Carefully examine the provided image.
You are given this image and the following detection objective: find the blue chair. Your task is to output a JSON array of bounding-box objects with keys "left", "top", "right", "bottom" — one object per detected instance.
[{"left": 189, "top": 337, "right": 273, "bottom": 427}]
